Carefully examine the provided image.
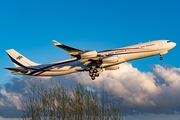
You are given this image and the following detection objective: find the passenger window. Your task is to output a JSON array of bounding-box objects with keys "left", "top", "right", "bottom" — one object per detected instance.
[{"left": 167, "top": 41, "right": 171, "bottom": 43}]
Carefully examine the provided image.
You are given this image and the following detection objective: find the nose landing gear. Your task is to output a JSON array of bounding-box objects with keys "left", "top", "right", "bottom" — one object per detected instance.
[{"left": 159, "top": 54, "right": 163, "bottom": 61}]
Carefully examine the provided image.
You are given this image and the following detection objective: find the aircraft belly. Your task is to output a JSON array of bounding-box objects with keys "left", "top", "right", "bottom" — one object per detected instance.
[
  {"left": 35, "top": 62, "right": 87, "bottom": 76},
  {"left": 37, "top": 69, "right": 77, "bottom": 76},
  {"left": 122, "top": 49, "right": 169, "bottom": 61},
  {"left": 101, "top": 49, "right": 169, "bottom": 68}
]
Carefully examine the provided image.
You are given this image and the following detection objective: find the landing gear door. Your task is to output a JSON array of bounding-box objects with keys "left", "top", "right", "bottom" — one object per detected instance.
[{"left": 159, "top": 41, "right": 163, "bottom": 47}]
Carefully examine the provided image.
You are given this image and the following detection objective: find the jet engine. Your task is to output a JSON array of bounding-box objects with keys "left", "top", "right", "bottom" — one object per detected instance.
[
  {"left": 81, "top": 50, "right": 97, "bottom": 58},
  {"left": 105, "top": 65, "right": 119, "bottom": 70},
  {"left": 102, "top": 56, "right": 119, "bottom": 63}
]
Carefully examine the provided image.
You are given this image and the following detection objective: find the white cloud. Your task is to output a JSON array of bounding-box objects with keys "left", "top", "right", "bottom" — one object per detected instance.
[
  {"left": 0, "top": 90, "right": 22, "bottom": 109},
  {"left": 0, "top": 62, "right": 180, "bottom": 118},
  {"left": 63, "top": 62, "right": 180, "bottom": 113}
]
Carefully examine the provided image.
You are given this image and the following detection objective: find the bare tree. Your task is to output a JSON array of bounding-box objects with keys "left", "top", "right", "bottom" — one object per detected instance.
[{"left": 21, "top": 81, "right": 123, "bottom": 120}]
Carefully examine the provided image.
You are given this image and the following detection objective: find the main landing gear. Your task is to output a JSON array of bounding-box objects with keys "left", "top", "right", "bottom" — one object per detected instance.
[
  {"left": 159, "top": 54, "right": 163, "bottom": 61},
  {"left": 89, "top": 67, "right": 100, "bottom": 80}
]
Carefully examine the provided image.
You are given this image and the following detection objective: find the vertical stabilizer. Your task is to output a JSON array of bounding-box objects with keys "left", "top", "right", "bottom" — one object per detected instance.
[{"left": 6, "top": 49, "right": 39, "bottom": 67}]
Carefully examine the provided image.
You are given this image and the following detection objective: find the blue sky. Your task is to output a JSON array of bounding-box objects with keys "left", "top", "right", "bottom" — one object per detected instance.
[
  {"left": 0, "top": 0, "right": 180, "bottom": 119},
  {"left": 1, "top": 0, "right": 180, "bottom": 84}
]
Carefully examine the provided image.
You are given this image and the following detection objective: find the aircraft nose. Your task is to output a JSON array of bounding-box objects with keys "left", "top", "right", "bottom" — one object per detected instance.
[{"left": 172, "top": 42, "right": 176, "bottom": 48}]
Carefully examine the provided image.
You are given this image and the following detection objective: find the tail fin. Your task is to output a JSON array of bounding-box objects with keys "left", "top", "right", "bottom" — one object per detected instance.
[{"left": 6, "top": 49, "right": 39, "bottom": 67}]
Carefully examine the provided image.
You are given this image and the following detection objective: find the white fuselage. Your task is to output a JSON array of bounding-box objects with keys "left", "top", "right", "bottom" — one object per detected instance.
[
  {"left": 25, "top": 40, "right": 176, "bottom": 76},
  {"left": 99, "top": 40, "right": 176, "bottom": 67}
]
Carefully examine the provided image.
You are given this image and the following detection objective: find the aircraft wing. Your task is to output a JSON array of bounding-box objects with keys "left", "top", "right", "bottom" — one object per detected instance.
[
  {"left": 52, "top": 40, "right": 85, "bottom": 56},
  {"left": 53, "top": 40, "right": 106, "bottom": 65}
]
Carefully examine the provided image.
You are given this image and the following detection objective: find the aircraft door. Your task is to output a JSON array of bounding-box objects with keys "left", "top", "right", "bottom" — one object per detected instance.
[{"left": 159, "top": 41, "right": 163, "bottom": 47}]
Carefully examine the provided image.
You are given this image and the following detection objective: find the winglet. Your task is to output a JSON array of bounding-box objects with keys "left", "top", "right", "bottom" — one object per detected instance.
[{"left": 52, "top": 40, "right": 62, "bottom": 46}]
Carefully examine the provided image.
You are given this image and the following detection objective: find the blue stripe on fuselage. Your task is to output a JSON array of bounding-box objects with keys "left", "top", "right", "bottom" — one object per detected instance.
[{"left": 28, "top": 58, "right": 78, "bottom": 75}]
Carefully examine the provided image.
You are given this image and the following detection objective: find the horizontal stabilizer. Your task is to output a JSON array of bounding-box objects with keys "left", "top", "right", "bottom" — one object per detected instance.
[{"left": 5, "top": 67, "right": 28, "bottom": 73}]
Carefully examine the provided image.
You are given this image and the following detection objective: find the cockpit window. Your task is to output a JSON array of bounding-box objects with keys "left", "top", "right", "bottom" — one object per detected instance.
[{"left": 167, "top": 40, "right": 171, "bottom": 43}]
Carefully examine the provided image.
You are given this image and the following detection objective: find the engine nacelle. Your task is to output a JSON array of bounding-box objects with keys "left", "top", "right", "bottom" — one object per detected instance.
[
  {"left": 105, "top": 65, "right": 119, "bottom": 70},
  {"left": 102, "top": 56, "right": 119, "bottom": 63},
  {"left": 81, "top": 50, "right": 97, "bottom": 58}
]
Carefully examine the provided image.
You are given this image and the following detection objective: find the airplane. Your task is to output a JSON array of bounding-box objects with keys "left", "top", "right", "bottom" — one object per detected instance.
[{"left": 5, "top": 40, "right": 176, "bottom": 80}]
